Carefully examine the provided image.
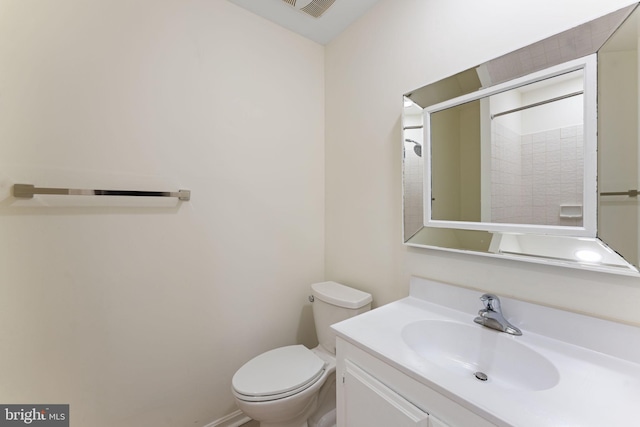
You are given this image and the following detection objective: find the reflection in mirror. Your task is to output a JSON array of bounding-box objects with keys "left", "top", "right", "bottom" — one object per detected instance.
[
  {"left": 490, "top": 71, "right": 584, "bottom": 227},
  {"left": 403, "top": 96, "right": 425, "bottom": 242},
  {"left": 424, "top": 56, "right": 596, "bottom": 237},
  {"left": 429, "top": 99, "right": 481, "bottom": 223},
  {"left": 429, "top": 70, "right": 586, "bottom": 228},
  {"left": 402, "top": 3, "right": 640, "bottom": 275}
]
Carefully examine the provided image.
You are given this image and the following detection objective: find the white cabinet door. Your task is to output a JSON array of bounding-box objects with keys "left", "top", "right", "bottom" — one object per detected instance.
[{"left": 343, "top": 360, "right": 429, "bottom": 427}]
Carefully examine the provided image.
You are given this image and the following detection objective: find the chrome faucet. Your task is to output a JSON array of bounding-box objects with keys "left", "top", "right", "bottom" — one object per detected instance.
[{"left": 473, "top": 294, "right": 522, "bottom": 336}]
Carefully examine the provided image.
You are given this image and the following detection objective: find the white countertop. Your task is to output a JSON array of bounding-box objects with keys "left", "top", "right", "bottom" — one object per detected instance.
[{"left": 331, "top": 277, "right": 640, "bottom": 427}]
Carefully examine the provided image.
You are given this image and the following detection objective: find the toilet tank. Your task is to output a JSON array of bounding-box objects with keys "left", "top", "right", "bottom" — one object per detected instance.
[{"left": 311, "top": 281, "right": 372, "bottom": 354}]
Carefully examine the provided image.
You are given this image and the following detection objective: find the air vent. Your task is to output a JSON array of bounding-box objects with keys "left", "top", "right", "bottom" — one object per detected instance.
[
  {"left": 281, "top": 0, "right": 336, "bottom": 18},
  {"left": 300, "top": 0, "right": 336, "bottom": 18}
]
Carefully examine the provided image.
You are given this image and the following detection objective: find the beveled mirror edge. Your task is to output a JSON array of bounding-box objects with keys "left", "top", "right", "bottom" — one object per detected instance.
[
  {"left": 404, "top": 4, "right": 637, "bottom": 107},
  {"left": 405, "top": 237, "right": 640, "bottom": 277}
]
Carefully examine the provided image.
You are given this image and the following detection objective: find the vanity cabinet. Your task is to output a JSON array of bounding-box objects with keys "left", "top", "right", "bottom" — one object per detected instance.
[
  {"left": 343, "top": 360, "right": 429, "bottom": 426},
  {"left": 336, "top": 337, "right": 497, "bottom": 427}
]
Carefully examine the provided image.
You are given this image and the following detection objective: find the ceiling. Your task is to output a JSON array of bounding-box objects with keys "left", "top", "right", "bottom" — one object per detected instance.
[{"left": 227, "top": 0, "right": 383, "bottom": 45}]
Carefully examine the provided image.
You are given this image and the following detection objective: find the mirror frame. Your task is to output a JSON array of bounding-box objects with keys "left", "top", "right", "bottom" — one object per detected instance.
[
  {"left": 402, "top": 3, "right": 640, "bottom": 276},
  {"left": 424, "top": 55, "right": 597, "bottom": 237}
]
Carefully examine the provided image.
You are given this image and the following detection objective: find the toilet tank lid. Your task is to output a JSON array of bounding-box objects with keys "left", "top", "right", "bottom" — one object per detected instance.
[{"left": 311, "top": 281, "right": 372, "bottom": 309}]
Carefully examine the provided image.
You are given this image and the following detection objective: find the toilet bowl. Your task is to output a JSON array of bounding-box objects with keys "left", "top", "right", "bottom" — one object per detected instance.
[{"left": 231, "top": 281, "right": 372, "bottom": 427}]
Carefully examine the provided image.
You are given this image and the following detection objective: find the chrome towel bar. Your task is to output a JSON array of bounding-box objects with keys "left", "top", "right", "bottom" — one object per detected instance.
[{"left": 13, "top": 183, "right": 190, "bottom": 201}]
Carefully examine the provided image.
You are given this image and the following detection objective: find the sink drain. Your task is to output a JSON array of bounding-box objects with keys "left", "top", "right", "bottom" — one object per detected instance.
[{"left": 474, "top": 371, "right": 488, "bottom": 381}]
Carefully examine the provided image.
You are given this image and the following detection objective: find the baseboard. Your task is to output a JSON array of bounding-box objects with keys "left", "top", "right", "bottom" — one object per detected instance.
[{"left": 203, "top": 409, "right": 251, "bottom": 427}]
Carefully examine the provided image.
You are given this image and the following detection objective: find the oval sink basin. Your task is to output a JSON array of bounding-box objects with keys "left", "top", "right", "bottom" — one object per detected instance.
[{"left": 402, "top": 320, "right": 559, "bottom": 391}]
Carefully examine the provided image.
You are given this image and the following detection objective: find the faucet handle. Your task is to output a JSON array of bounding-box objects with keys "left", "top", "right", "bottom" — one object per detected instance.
[{"left": 479, "top": 293, "right": 501, "bottom": 311}]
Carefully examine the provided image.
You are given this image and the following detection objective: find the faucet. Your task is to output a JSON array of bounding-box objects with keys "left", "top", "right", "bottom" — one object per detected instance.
[{"left": 473, "top": 294, "right": 522, "bottom": 336}]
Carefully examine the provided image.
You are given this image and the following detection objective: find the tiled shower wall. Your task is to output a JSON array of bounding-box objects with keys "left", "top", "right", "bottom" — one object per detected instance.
[{"left": 491, "top": 122, "right": 583, "bottom": 226}]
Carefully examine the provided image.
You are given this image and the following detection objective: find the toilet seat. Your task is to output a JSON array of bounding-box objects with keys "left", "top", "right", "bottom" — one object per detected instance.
[{"left": 232, "top": 345, "right": 326, "bottom": 402}]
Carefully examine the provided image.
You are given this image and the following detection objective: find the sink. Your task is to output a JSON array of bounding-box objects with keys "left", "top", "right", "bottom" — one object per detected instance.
[{"left": 402, "top": 320, "right": 559, "bottom": 391}]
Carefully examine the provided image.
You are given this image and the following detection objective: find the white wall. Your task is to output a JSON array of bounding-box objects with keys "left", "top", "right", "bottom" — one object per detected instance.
[
  {"left": 325, "top": 0, "right": 640, "bottom": 324},
  {"left": 0, "top": 1, "right": 324, "bottom": 426}
]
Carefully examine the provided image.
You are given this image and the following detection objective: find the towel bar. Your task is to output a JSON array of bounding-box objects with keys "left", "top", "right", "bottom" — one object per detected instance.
[
  {"left": 13, "top": 183, "right": 190, "bottom": 201},
  {"left": 600, "top": 190, "right": 638, "bottom": 197}
]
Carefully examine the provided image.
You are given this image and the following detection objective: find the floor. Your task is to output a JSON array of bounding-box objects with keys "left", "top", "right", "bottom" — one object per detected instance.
[{"left": 241, "top": 420, "right": 259, "bottom": 427}]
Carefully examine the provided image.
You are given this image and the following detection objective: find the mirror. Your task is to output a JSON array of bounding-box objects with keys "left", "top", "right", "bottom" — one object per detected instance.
[
  {"left": 403, "top": 4, "right": 640, "bottom": 275},
  {"left": 425, "top": 60, "right": 596, "bottom": 236}
]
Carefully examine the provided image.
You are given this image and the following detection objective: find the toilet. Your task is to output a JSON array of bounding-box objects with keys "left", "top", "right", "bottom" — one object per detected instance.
[{"left": 231, "top": 281, "right": 372, "bottom": 427}]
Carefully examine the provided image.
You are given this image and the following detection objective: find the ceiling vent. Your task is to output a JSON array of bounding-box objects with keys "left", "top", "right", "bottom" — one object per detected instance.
[{"left": 281, "top": 0, "right": 337, "bottom": 18}]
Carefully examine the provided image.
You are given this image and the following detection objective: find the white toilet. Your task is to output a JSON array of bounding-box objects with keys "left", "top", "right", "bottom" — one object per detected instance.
[{"left": 231, "top": 281, "right": 372, "bottom": 427}]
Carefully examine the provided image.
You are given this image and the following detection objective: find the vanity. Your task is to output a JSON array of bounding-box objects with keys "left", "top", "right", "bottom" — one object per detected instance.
[{"left": 331, "top": 277, "right": 640, "bottom": 427}]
